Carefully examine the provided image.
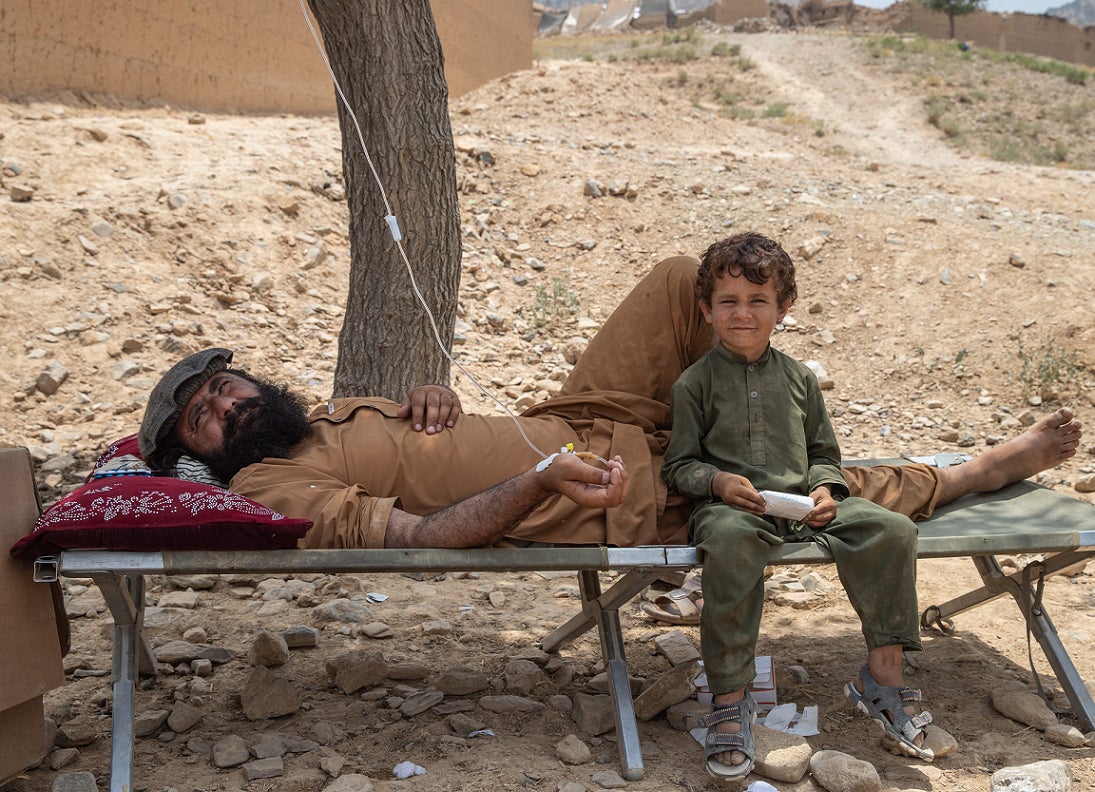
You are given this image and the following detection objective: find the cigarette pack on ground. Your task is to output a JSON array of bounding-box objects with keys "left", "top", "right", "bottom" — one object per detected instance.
[{"left": 759, "top": 490, "right": 814, "bottom": 521}]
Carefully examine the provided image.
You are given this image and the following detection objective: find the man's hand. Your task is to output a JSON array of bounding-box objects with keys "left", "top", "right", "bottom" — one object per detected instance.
[
  {"left": 803, "top": 486, "right": 837, "bottom": 528},
  {"left": 536, "top": 453, "right": 629, "bottom": 509},
  {"left": 398, "top": 385, "right": 462, "bottom": 433},
  {"left": 712, "top": 471, "right": 765, "bottom": 515}
]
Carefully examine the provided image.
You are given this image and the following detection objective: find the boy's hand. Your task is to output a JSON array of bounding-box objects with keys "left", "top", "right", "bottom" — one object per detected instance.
[
  {"left": 712, "top": 472, "right": 766, "bottom": 515},
  {"left": 803, "top": 486, "right": 837, "bottom": 527}
]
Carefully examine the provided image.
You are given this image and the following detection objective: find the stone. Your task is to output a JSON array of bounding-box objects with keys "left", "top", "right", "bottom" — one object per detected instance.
[
  {"left": 322, "top": 775, "right": 375, "bottom": 791},
  {"left": 571, "top": 692, "right": 615, "bottom": 736},
  {"left": 434, "top": 665, "right": 490, "bottom": 695},
  {"left": 399, "top": 690, "right": 444, "bottom": 717},
  {"left": 666, "top": 700, "right": 709, "bottom": 732},
  {"left": 241, "top": 667, "right": 301, "bottom": 720},
  {"left": 212, "top": 734, "right": 250, "bottom": 768},
  {"left": 1044, "top": 722, "right": 1087, "bottom": 747},
  {"left": 479, "top": 695, "right": 545, "bottom": 714},
  {"left": 48, "top": 747, "right": 80, "bottom": 771},
  {"left": 49, "top": 772, "right": 98, "bottom": 792},
  {"left": 989, "top": 759, "right": 1071, "bottom": 791},
  {"left": 809, "top": 749, "right": 881, "bottom": 792},
  {"left": 10, "top": 184, "right": 35, "bottom": 202},
  {"left": 991, "top": 686, "right": 1058, "bottom": 730},
  {"left": 54, "top": 715, "right": 98, "bottom": 747},
  {"left": 653, "top": 630, "right": 701, "bottom": 666},
  {"left": 387, "top": 662, "right": 431, "bottom": 680},
  {"left": 633, "top": 661, "right": 698, "bottom": 721},
  {"left": 153, "top": 641, "right": 234, "bottom": 665},
  {"left": 326, "top": 650, "right": 389, "bottom": 694},
  {"left": 282, "top": 625, "right": 320, "bottom": 648},
  {"left": 1075, "top": 474, "right": 1095, "bottom": 494},
  {"left": 320, "top": 754, "right": 347, "bottom": 776},
  {"left": 504, "top": 658, "right": 545, "bottom": 695},
  {"left": 36, "top": 361, "right": 70, "bottom": 395},
  {"left": 421, "top": 619, "right": 454, "bottom": 635},
  {"left": 166, "top": 701, "right": 203, "bottom": 733},
  {"left": 555, "top": 733, "right": 591, "bottom": 765},
  {"left": 133, "top": 709, "right": 170, "bottom": 737},
  {"left": 242, "top": 756, "right": 284, "bottom": 780},
  {"left": 797, "top": 235, "right": 827, "bottom": 260},
  {"left": 362, "top": 621, "right": 395, "bottom": 638},
  {"left": 587, "top": 671, "right": 642, "bottom": 695},
  {"left": 313, "top": 598, "right": 372, "bottom": 624},
  {"left": 250, "top": 630, "right": 291, "bottom": 667},
  {"left": 753, "top": 723, "right": 812, "bottom": 782},
  {"left": 590, "top": 769, "right": 629, "bottom": 788},
  {"left": 922, "top": 724, "right": 958, "bottom": 758},
  {"left": 448, "top": 712, "right": 486, "bottom": 736},
  {"left": 302, "top": 243, "right": 326, "bottom": 270},
  {"left": 252, "top": 734, "right": 289, "bottom": 758}
]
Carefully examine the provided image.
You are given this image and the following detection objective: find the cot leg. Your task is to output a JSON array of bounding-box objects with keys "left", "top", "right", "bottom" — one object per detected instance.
[
  {"left": 922, "top": 553, "right": 1095, "bottom": 731},
  {"left": 541, "top": 570, "right": 657, "bottom": 653},
  {"left": 577, "top": 570, "right": 645, "bottom": 781},
  {"left": 90, "top": 573, "right": 148, "bottom": 792}
]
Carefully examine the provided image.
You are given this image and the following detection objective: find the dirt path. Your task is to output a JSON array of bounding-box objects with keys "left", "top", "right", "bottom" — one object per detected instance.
[{"left": 741, "top": 31, "right": 967, "bottom": 168}]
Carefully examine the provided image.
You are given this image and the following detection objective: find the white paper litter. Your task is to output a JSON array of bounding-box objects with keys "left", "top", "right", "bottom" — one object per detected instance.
[
  {"left": 392, "top": 761, "right": 427, "bottom": 778},
  {"left": 366, "top": 592, "right": 388, "bottom": 603},
  {"left": 760, "top": 703, "right": 819, "bottom": 736},
  {"left": 747, "top": 782, "right": 779, "bottom": 792}
]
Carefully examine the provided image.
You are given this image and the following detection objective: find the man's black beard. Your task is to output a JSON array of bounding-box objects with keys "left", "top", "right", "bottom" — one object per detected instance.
[{"left": 198, "top": 379, "right": 313, "bottom": 483}]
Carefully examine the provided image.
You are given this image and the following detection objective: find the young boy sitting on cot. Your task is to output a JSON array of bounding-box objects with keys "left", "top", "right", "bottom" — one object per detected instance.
[{"left": 661, "top": 232, "right": 940, "bottom": 781}]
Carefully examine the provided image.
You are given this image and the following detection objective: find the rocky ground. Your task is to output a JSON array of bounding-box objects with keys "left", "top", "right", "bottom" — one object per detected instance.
[{"left": 1, "top": 27, "right": 1094, "bottom": 792}]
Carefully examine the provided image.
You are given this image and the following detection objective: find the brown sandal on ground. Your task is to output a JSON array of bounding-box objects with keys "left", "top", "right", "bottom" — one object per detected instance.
[{"left": 641, "top": 573, "right": 703, "bottom": 625}]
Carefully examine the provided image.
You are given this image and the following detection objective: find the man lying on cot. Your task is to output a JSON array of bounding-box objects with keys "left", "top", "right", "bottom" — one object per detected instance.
[{"left": 137, "top": 254, "right": 1083, "bottom": 551}]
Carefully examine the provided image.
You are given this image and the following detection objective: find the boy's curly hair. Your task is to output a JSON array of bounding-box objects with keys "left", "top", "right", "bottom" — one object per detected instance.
[{"left": 696, "top": 232, "right": 797, "bottom": 307}]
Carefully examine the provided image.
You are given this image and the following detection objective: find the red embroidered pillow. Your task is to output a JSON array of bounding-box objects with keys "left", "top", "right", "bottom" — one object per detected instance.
[{"left": 10, "top": 476, "right": 312, "bottom": 560}]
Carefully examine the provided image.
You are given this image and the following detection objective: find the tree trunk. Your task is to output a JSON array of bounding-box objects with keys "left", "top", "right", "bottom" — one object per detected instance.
[
  {"left": 948, "top": 13, "right": 956, "bottom": 40},
  {"left": 307, "top": 0, "right": 460, "bottom": 400}
]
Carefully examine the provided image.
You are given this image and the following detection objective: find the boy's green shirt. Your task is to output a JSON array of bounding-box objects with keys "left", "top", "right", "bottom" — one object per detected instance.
[{"left": 662, "top": 343, "right": 848, "bottom": 502}]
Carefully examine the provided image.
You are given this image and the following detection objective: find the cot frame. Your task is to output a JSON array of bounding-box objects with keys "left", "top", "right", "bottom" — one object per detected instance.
[{"left": 32, "top": 479, "right": 1095, "bottom": 791}]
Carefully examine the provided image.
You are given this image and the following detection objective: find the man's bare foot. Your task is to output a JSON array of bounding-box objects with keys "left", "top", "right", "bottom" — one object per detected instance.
[{"left": 937, "top": 407, "right": 1082, "bottom": 505}]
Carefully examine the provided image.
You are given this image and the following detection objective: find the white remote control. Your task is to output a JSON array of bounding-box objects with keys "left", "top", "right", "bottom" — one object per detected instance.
[{"left": 759, "top": 490, "right": 815, "bottom": 520}]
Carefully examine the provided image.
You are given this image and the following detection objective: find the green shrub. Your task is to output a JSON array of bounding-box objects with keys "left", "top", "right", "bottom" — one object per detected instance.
[
  {"left": 532, "top": 276, "right": 581, "bottom": 330},
  {"left": 712, "top": 42, "right": 741, "bottom": 57},
  {"left": 1018, "top": 336, "right": 1084, "bottom": 399},
  {"left": 763, "top": 102, "right": 789, "bottom": 118}
]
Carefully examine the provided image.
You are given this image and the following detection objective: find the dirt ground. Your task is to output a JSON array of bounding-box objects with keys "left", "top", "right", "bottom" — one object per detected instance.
[{"left": 1, "top": 28, "right": 1094, "bottom": 792}]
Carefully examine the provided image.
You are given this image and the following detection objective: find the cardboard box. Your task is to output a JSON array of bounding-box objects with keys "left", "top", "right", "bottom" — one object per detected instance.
[
  {"left": 749, "top": 655, "right": 778, "bottom": 712},
  {"left": 694, "top": 656, "right": 778, "bottom": 713},
  {"left": 0, "top": 448, "right": 65, "bottom": 785}
]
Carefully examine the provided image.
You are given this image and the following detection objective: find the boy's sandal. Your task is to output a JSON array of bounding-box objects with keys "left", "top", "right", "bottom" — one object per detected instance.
[
  {"left": 698, "top": 692, "right": 757, "bottom": 781},
  {"left": 641, "top": 574, "right": 703, "bottom": 625},
  {"left": 844, "top": 665, "right": 935, "bottom": 761}
]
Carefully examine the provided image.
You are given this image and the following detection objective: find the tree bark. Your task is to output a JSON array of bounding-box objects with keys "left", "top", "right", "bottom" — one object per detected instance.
[{"left": 307, "top": 0, "right": 460, "bottom": 400}]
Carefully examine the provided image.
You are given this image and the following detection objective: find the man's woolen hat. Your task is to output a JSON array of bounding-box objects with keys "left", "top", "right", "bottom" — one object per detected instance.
[{"left": 138, "top": 347, "right": 234, "bottom": 469}]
